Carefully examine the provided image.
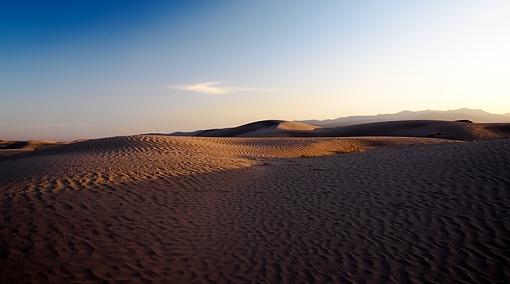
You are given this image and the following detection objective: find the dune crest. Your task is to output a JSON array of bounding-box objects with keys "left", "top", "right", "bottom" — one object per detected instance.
[{"left": 172, "top": 119, "right": 510, "bottom": 141}]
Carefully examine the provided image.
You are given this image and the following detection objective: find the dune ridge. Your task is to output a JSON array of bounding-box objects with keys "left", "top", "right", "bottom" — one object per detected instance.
[
  {"left": 172, "top": 120, "right": 322, "bottom": 137},
  {"left": 171, "top": 119, "right": 510, "bottom": 141},
  {"left": 313, "top": 120, "right": 504, "bottom": 141}
]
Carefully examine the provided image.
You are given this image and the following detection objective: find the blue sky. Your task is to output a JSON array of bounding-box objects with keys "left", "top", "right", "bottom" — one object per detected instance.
[{"left": 1, "top": 0, "right": 509, "bottom": 140}]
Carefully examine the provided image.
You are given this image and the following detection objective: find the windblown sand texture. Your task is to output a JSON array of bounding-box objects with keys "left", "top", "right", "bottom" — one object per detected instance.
[{"left": 0, "top": 135, "right": 508, "bottom": 283}]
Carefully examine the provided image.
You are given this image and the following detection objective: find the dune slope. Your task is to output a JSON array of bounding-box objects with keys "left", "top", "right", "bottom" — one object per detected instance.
[
  {"left": 0, "top": 135, "right": 448, "bottom": 188},
  {"left": 316, "top": 120, "right": 503, "bottom": 141}
]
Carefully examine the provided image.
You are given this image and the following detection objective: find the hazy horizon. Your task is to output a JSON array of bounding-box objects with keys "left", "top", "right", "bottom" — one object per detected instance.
[
  {"left": 2, "top": 1, "right": 510, "bottom": 140},
  {"left": 1, "top": 107, "right": 509, "bottom": 141}
]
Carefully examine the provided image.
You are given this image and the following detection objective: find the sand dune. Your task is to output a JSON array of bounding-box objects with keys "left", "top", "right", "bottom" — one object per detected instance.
[
  {"left": 0, "top": 140, "right": 58, "bottom": 150},
  {"left": 172, "top": 119, "right": 510, "bottom": 141},
  {"left": 0, "top": 135, "right": 508, "bottom": 282},
  {"left": 0, "top": 140, "right": 61, "bottom": 157},
  {"left": 315, "top": 120, "right": 506, "bottom": 141},
  {"left": 0, "top": 135, "right": 450, "bottom": 187},
  {"left": 483, "top": 123, "right": 510, "bottom": 137},
  {"left": 172, "top": 120, "right": 321, "bottom": 137}
]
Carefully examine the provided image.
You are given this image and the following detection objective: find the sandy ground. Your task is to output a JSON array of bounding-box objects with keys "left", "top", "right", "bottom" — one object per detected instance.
[{"left": 0, "top": 136, "right": 508, "bottom": 283}]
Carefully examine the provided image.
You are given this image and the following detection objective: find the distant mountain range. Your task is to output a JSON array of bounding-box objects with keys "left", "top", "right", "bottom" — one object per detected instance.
[{"left": 303, "top": 108, "right": 510, "bottom": 128}]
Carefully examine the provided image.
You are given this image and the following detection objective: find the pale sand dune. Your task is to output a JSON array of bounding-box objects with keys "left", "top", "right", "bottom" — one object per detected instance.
[
  {"left": 0, "top": 135, "right": 508, "bottom": 283},
  {"left": 172, "top": 120, "right": 322, "bottom": 137},
  {"left": 276, "top": 121, "right": 321, "bottom": 131}
]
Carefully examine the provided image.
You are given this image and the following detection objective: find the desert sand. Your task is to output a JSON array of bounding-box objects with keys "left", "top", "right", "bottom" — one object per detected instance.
[{"left": 0, "top": 135, "right": 509, "bottom": 283}]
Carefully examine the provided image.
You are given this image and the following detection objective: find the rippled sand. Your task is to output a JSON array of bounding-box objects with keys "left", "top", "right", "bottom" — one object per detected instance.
[{"left": 0, "top": 136, "right": 508, "bottom": 283}]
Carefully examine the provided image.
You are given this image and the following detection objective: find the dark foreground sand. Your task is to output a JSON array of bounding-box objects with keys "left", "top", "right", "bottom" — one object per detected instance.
[{"left": 0, "top": 136, "right": 508, "bottom": 283}]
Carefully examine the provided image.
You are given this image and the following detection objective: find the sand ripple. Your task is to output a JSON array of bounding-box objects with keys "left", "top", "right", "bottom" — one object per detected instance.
[{"left": 0, "top": 136, "right": 508, "bottom": 283}]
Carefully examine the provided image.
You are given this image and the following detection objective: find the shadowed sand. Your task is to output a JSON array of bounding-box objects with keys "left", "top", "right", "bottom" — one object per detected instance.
[
  {"left": 0, "top": 136, "right": 508, "bottom": 282},
  {"left": 0, "top": 140, "right": 61, "bottom": 157}
]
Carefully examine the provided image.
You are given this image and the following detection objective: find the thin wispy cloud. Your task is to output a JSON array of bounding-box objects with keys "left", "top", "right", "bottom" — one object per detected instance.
[{"left": 169, "top": 81, "right": 275, "bottom": 95}]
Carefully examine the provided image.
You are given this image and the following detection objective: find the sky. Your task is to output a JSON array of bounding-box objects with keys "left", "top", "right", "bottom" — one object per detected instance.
[{"left": 1, "top": 0, "right": 509, "bottom": 140}]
